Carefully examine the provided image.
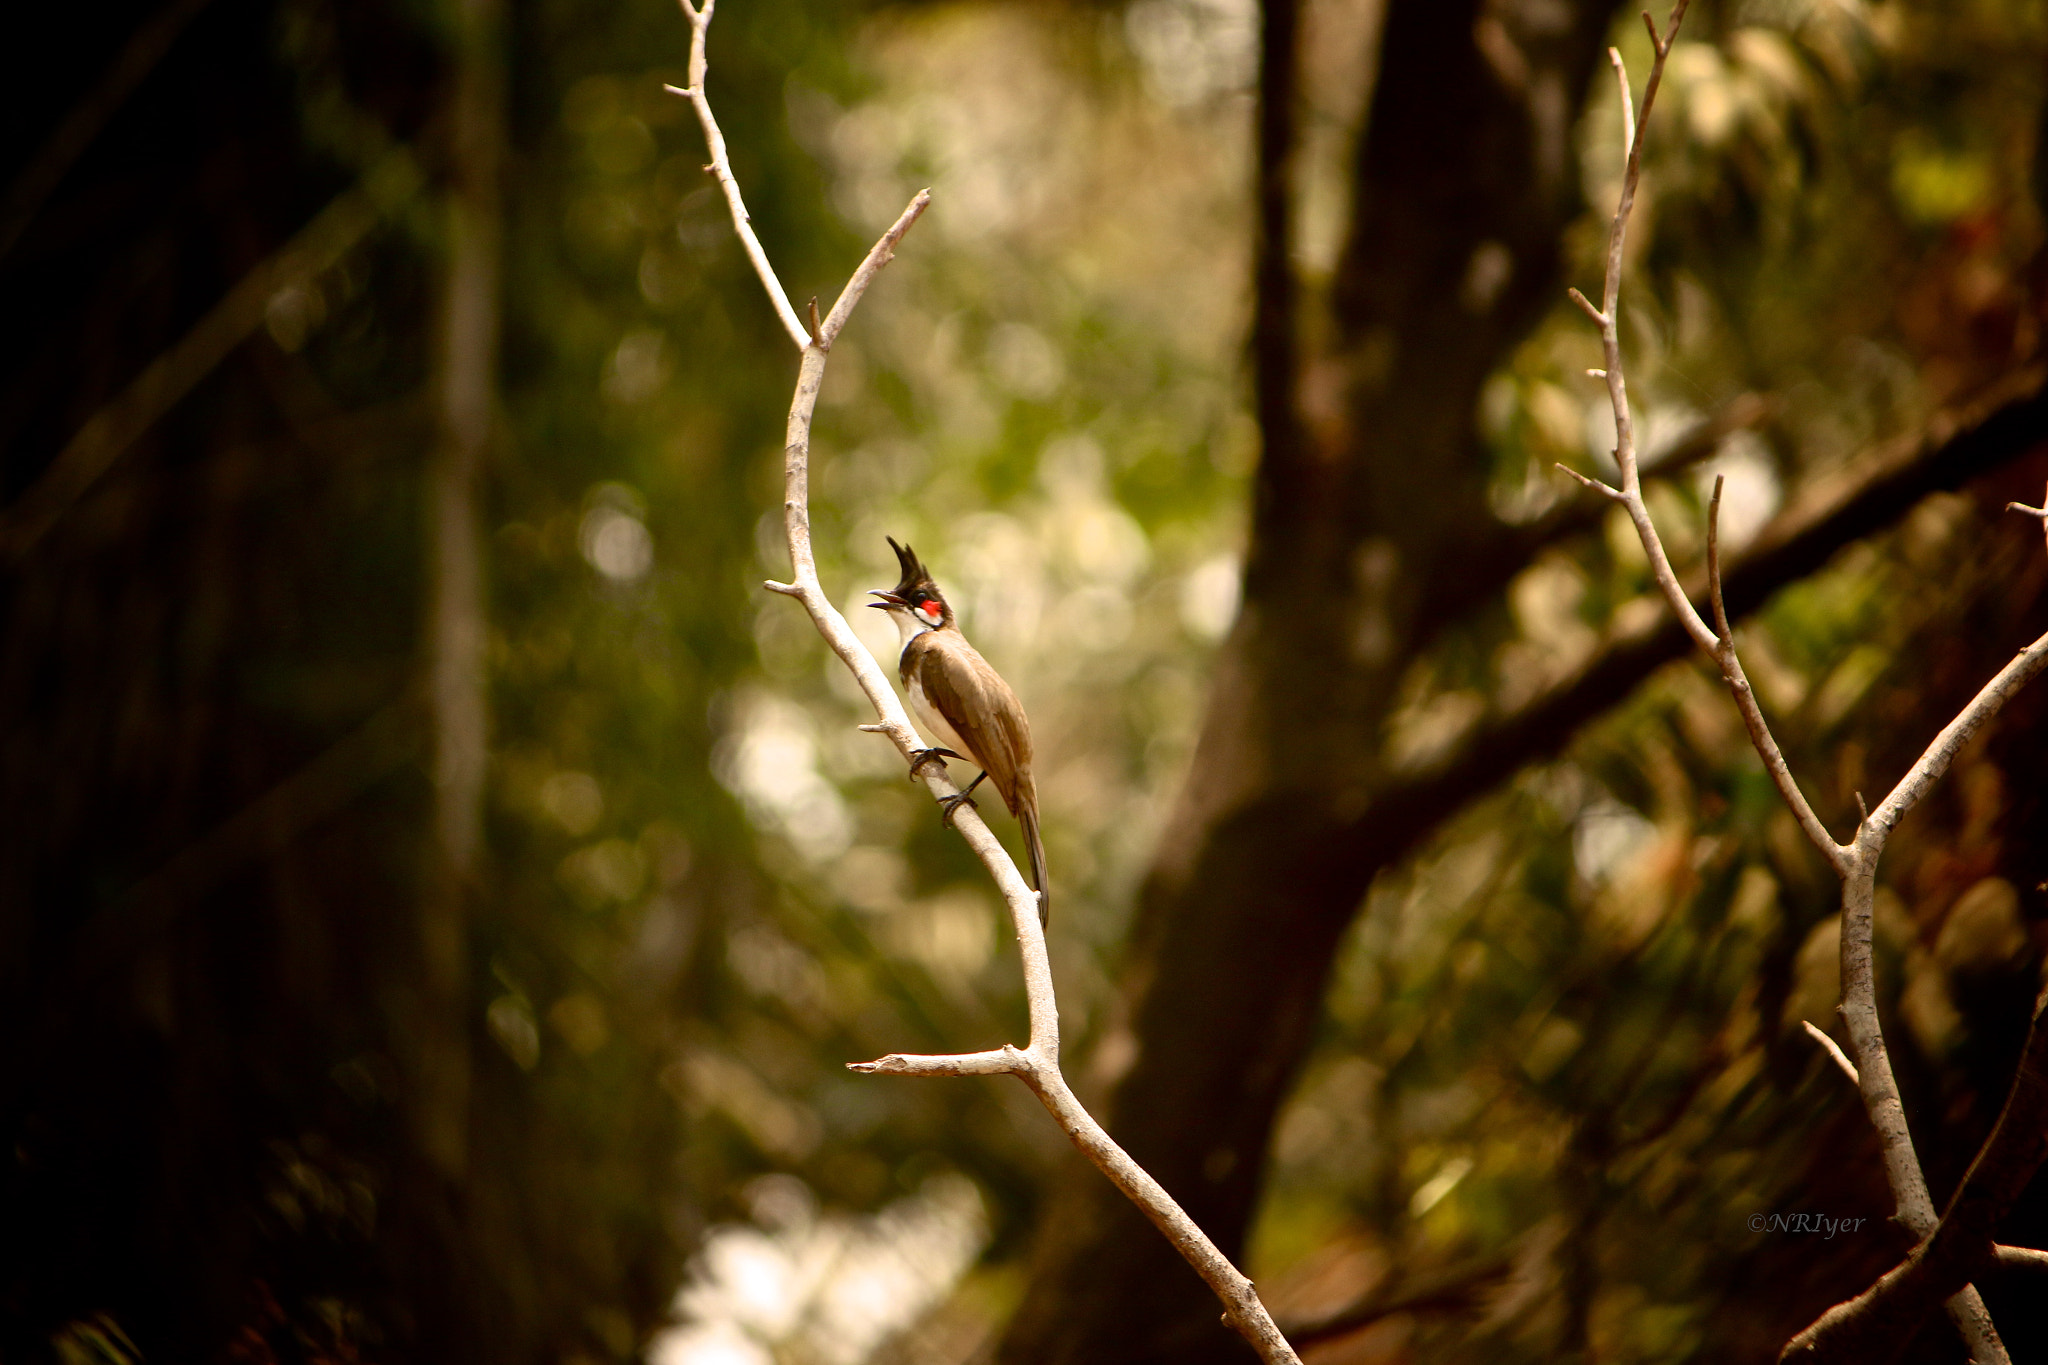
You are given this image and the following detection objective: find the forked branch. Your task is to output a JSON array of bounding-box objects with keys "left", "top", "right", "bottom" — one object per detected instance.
[
  {"left": 1565, "top": 7, "right": 2048, "bottom": 1363},
  {"left": 670, "top": 5, "right": 1301, "bottom": 1360}
]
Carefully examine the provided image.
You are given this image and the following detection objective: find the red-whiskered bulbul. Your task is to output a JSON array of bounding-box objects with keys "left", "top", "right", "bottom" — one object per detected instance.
[{"left": 869, "top": 537, "right": 1049, "bottom": 924}]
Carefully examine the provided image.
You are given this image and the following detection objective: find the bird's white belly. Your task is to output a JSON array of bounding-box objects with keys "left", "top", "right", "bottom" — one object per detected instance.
[{"left": 906, "top": 672, "right": 971, "bottom": 760}]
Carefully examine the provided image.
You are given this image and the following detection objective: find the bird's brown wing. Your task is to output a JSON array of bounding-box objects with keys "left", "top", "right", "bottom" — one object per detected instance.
[{"left": 910, "top": 633, "right": 1033, "bottom": 817}]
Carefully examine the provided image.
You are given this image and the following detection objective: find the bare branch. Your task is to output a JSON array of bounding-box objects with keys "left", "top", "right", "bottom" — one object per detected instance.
[
  {"left": 1569, "top": 4, "right": 1723, "bottom": 661},
  {"left": 1609, "top": 47, "right": 1634, "bottom": 162},
  {"left": 1378, "top": 372, "right": 2046, "bottom": 867},
  {"left": 667, "top": 0, "right": 809, "bottom": 351},
  {"left": 1023, "top": 1067, "right": 1303, "bottom": 1363},
  {"left": 1694, "top": 473, "right": 1841, "bottom": 876},
  {"left": 2007, "top": 483, "right": 2048, "bottom": 551},
  {"left": 1566, "top": 1, "right": 1844, "bottom": 871},
  {"left": 851, "top": 1047, "right": 1030, "bottom": 1077},
  {"left": 1861, "top": 629, "right": 2048, "bottom": 854},
  {"left": 1567, "top": 8, "right": 2034, "bottom": 1359},
  {"left": 1553, "top": 461, "right": 1621, "bottom": 499},
  {"left": 679, "top": 6, "right": 1301, "bottom": 1359},
  {"left": 1995, "top": 1245, "right": 2048, "bottom": 1274},
  {"left": 1801, "top": 1021, "right": 1859, "bottom": 1085},
  {"left": 818, "top": 190, "right": 931, "bottom": 349},
  {"left": 1705, "top": 475, "right": 1731, "bottom": 642},
  {"left": 1641, "top": 8, "right": 1670, "bottom": 57}
]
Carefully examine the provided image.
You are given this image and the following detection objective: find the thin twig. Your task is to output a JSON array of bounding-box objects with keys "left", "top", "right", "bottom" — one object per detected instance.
[
  {"left": 1862, "top": 627, "right": 2048, "bottom": 853},
  {"left": 1610, "top": 46, "right": 1634, "bottom": 163},
  {"left": 1705, "top": 474, "right": 1732, "bottom": 643},
  {"left": 2007, "top": 479, "right": 2048, "bottom": 550},
  {"left": 1573, "top": 1, "right": 1845, "bottom": 872},
  {"left": 1553, "top": 460, "right": 1620, "bottom": 499},
  {"left": 1801, "top": 1021, "right": 1859, "bottom": 1086},
  {"left": 818, "top": 193, "right": 930, "bottom": 350},
  {"left": 677, "top": 7, "right": 1300, "bottom": 1360}
]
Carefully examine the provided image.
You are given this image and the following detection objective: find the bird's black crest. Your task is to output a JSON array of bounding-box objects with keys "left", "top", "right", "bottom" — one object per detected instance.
[{"left": 886, "top": 536, "right": 934, "bottom": 593}]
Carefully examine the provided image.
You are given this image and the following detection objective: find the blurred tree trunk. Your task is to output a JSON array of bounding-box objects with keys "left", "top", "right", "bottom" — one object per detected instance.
[
  {"left": 1000, "top": 0, "right": 1625, "bottom": 1358},
  {"left": 417, "top": 0, "right": 503, "bottom": 1186}
]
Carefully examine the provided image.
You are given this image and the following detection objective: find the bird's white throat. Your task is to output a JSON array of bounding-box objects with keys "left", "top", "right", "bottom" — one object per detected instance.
[{"left": 887, "top": 605, "right": 938, "bottom": 656}]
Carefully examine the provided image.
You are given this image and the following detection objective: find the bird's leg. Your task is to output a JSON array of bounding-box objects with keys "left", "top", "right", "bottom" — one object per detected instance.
[
  {"left": 907, "top": 747, "right": 963, "bottom": 781},
  {"left": 939, "top": 771, "right": 988, "bottom": 829}
]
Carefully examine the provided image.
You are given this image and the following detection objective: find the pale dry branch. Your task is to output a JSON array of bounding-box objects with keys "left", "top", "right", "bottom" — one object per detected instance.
[
  {"left": 2011, "top": 498, "right": 2048, "bottom": 555},
  {"left": 1609, "top": 46, "right": 1635, "bottom": 161},
  {"left": 666, "top": 0, "right": 809, "bottom": 351},
  {"left": 851, "top": 1047, "right": 1029, "bottom": 1078},
  {"left": 1700, "top": 476, "right": 1846, "bottom": 869},
  {"left": 1574, "top": 3, "right": 1844, "bottom": 870},
  {"left": 1552, "top": 460, "right": 1620, "bottom": 499},
  {"left": 1705, "top": 475, "right": 1733, "bottom": 643},
  {"left": 1995, "top": 1245, "right": 2048, "bottom": 1274},
  {"left": 1567, "top": 7, "right": 2033, "bottom": 1361},
  {"left": 1801, "top": 1021, "right": 1859, "bottom": 1086},
  {"left": 1567, "top": 286, "right": 1609, "bottom": 327},
  {"left": 1862, "top": 622, "right": 2048, "bottom": 854},
  {"left": 677, "top": 7, "right": 1300, "bottom": 1360}
]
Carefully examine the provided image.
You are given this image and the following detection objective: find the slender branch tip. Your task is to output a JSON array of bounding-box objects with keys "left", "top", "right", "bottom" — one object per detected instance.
[
  {"left": 1706, "top": 474, "right": 1731, "bottom": 643},
  {"left": 1555, "top": 462, "right": 1621, "bottom": 498},
  {"left": 1568, "top": 287, "right": 1609, "bottom": 327},
  {"left": 1610, "top": 49, "right": 1635, "bottom": 160},
  {"left": 1801, "top": 1020, "right": 1860, "bottom": 1084}
]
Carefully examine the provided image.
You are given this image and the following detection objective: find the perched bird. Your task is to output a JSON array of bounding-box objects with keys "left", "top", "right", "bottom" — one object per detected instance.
[{"left": 869, "top": 537, "right": 1049, "bottom": 924}]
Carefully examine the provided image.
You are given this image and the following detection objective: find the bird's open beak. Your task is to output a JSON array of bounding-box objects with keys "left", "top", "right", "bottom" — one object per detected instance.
[{"left": 867, "top": 589, "right": 904, "bottom": 611}]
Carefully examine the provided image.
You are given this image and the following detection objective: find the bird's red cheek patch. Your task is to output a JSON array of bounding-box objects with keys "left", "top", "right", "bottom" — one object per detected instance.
[{"left": 919, "top": 602, "right": 941, "bottom": 623}]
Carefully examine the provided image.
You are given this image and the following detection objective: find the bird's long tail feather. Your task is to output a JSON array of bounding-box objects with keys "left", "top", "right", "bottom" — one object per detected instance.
[{"left": 1020, "top": 805, "right": 1049, "bottom": 927}]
